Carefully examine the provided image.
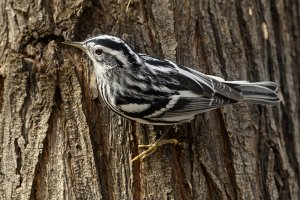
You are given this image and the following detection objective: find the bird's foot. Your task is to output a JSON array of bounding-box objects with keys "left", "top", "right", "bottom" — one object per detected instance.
[{"left": 131, "top": 138, "right": 178, "bottom": 162}]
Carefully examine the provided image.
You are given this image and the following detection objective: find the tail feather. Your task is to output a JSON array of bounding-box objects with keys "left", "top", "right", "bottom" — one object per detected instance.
[{"left": 224, "top": 81, "right": 281, "bottom": 105}]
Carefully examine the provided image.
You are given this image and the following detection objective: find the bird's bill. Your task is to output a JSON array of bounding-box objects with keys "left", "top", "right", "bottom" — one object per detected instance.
[{"left": 62, "top": 41, "right": 86, "bottom": 51}]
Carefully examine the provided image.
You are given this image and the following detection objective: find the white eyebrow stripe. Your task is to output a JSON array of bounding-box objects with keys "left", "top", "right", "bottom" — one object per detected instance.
[{"left": 93, "top": 44, "right": 131, "bottom": 65}]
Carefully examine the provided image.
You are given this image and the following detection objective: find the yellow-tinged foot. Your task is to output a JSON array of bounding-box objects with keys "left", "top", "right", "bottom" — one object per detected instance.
[{"left": 131, "top": 138, "right": 178, "bottom": 162}]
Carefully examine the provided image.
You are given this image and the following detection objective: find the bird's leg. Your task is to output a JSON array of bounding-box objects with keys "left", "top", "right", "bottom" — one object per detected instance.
[{"left": 131, "top": 126, "right": 178, "bottom": 162}]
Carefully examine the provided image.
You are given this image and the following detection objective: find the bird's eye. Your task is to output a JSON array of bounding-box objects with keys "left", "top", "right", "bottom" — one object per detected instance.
[{"left": 95, "top": 49, "right": 103, "bottom": 55}]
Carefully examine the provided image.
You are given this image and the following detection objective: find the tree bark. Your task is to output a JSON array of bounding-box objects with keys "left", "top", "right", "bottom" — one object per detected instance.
[{"left": 0, "top": 0, "right": 299, "bottom": 199}]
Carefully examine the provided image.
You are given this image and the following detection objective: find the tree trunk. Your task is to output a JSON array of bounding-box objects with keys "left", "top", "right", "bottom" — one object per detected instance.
[{"left": 0, "top": 0, "right": 299, "bottom": 199}]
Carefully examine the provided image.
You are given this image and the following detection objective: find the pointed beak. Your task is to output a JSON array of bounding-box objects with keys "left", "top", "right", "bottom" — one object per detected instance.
[{"left": 62, "top": 41, "right": 86, "bottom": 52}]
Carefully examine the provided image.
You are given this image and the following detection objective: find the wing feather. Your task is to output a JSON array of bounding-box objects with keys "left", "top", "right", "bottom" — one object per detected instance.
[
  {"left": 155, "top": 91, "right": 235, "bottom": 119},
  {"left": 121, "top": 54, "right": 243, "bottom": 123}
]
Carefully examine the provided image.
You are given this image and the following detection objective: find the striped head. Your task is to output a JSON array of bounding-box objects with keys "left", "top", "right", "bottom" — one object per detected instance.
[{"left": 63, "top": 35, "right": 142, "bottom": 75}]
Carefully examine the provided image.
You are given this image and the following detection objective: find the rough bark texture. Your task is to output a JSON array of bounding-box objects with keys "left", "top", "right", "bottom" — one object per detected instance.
[{"left": 0, "top": 0, "right": 299, "bottom": 199}]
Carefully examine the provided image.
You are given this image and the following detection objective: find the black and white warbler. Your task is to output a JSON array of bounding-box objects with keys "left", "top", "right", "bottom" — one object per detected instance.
[
  {"left": 63, "top": 35, "right": 280, "bottom": 125},
  {"left": 63, "top": 35, "right": 280, "bottom": 162}
]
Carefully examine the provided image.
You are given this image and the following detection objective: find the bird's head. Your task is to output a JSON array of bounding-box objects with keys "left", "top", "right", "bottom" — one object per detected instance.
[{"left": 63, "top": 35, "right": 142, "bottom": 73}]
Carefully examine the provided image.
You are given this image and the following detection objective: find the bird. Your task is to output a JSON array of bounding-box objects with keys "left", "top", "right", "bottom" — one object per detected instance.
[{"left": 63, "top": 35, "right": 280, "bottom": 161}]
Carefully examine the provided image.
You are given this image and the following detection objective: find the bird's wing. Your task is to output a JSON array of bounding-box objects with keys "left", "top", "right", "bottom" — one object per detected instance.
[
  {"left": 139, "top": 54, "right": 213, "bottom": 96},
  {"left": 143, "top": 91, "right": 235, "bottom": 123},
  {"left": 182, "top": 67, "right": 243, "bottom": 101},
  {"left": 116, "top": 54, "right": 241, "bottom": 124},
  {"left": 139, "top": 53, "right": 243, "bottom": 100}
]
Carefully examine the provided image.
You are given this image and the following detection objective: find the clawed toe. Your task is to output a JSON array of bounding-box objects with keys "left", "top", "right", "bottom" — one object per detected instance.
[{"left": 131, "top": 138, "right": 178, "bottom": 162}]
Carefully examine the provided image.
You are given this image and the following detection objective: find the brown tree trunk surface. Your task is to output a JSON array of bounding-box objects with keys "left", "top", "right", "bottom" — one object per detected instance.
[{"left": 0, "top": 0, "right": 299, "bottom": 199}]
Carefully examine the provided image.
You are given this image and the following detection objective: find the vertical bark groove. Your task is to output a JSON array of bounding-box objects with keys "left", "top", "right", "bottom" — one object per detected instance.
[
  {"left": 0, "top": 75, "right": 5, "bottom": 124},
  {"left": 207, "top": 2, "right": 228, "bottom": 79}
]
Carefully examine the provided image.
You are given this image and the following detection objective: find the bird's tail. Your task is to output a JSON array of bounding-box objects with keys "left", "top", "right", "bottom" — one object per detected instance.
[{"left": 223, "top": 81, "right": 281, "bottom": 105}]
